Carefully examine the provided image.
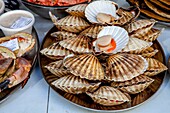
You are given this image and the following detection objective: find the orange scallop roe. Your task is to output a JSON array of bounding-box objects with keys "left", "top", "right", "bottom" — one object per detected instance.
[{"left": 106, "top": 39, "right": 116, "bottom": 53}]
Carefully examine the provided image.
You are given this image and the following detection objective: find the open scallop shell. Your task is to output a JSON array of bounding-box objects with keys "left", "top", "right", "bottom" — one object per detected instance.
[
  {"left": 65, "top": 4, "right": 87, "bottom": 18},
  {"left": 40, "top": 42, "right": 74, "bottom": 60},
  {"left": 59, "top": 35, "right": 93, "bottom": 53},
  {"left": 86, "top": 86, "right": 130, "bottom": 106},
  {"left": 51, "top": 31, "right": 77, "bottom": 41},
  {"left": 49, "top": 12, "right": 90, "bottom": 33},
  {"left": 63, "top": 54, "right": 105, "bottom": 81},
  {"left": 93, "top": 26, "right": 129, "bottom": 54},
  {"left": 51, "top": 74, "right": 101, "bottom": 94},
  {"left": 85, "top": 1, "right": 118, "bottom": 24},
  {"left": 106, "top": 53, "right": 148, "bottom": 82},
  {"left": 44, "top": 60, "right": 70, "bottom": 78},
  {"left": 111, "top": 75, "right": 154, "bottom": 94},
  {"left": 144, "top": 58, "right": 168, "bottom": 76},
  {"left": 121, "top": 37, "right": 153, "bottom": 52}
]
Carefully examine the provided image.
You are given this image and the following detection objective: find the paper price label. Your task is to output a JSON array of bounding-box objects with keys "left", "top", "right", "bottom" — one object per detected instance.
[{"left": 0, "top": 38, "right": 19, "bottom": 51}]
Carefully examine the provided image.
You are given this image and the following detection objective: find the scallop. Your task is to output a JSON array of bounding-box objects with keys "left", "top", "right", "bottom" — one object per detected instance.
[
  {"left": 111, "top": 75, "right": 154, "bottom": 94},
  {"left": 93, "top": 26, "right": 129, "bottom": 54},
  {"left": 106, "top": 53, "right": 148, "bottom": 82},
  {"left": 63, "top": 54, "right": 105, "bottom": 81},
  {"left": 51, "top": 31, "right": 77, "bottom": 41}
]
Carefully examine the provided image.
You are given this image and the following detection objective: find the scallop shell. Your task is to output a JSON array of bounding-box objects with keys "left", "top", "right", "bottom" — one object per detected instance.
[
  {"left": 44, "top": 60, "right": 70, "bottom": 78},
  {"left": 49, "top": 12, "right": 90, "bottom": 33},
  {"left": 65, "top": 4, "right": 87, "bottom": 18},
  {"left": 63, "top": 54, "right": 105, "bottom": 80},
  {"left": 111, "top": 75, "right": 154, "bottom": 94},
  {"left": 80, "top": 25, "right": 104, "bottom": 39},
  {"left": 0, "top": 46, "right": 16, "bottom": 59},
  {"left": 106, "top": 53, "right": 148, "bottom": 82},
  {"left": 148, "top": 76, "right": 162, "bottom": 93},
  {"left": 51, "top": 31, "right": 77, "bottom": 41},
  {"left": 45, "top": 74, "right": 59, "bottom": 83},
  {"left": 59, "top": 35, "right": 93, "bottom": 53},
  {"left": 93, "top": 26, "right": 129, "bottom": 54},
  {"left": 124, "top": 19, "right": 156, "bottom": 35},
  {"left": 144, "top": 58, "right": 168, "bottom": 76},
  {"left": 86, "top": 86, "right": 130, "bottom": 106},
  {"left": 121, "top": 37, "right": 153, "bottom": 52},
  {"left": 85, "top": 1, "right": 118, "bottom": 24},
  {"left": 40, "top": 42, "right": 74, "bottom": 60},
  {"left": 51, "top": 74, "right": 101, "bottom": 94}
]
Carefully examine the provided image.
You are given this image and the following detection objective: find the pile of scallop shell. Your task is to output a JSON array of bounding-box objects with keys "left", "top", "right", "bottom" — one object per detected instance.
[{"left": 40, "top": 1, "right": 168, "bottom": 110}]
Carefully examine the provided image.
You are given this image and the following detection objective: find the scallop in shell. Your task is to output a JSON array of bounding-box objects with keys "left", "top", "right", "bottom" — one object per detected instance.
[
  {"left": 93, "top": 26, "right": 129, "bottom": 54},
  {"left": 111, "top": 75, "right": 154, "bottom": 94},
  {"left": 65, "top": 4, "right": 87, "bottom": 18},
  {"left": 51, "top": 31, "right": 77, "bottom": 41},
  {"left": 144, "top": 58, "right": 168, "bottom": 76},
  {"left": 40, "top": 42, "right": 74, "bottom": 60},
  {"left": 59, "top": 35, "right": 93, "bottom": 53},
  {"left": 49, "top": 12, "right": 90, "bottom": 33},
  {"left": 86, "top": 86, "right": 130, "bottom": 106},
  {"left": 44, "top": 60, "right": 70, "bottom": 78},
  {"left": 51, "top": 74, "right": 101, "bottom": 94},
  {"left": 106, "top": 53, "right": 148, "bottom": 82},
  {"left": 63, "top": 54, "right": 105, "bottom": 81}
]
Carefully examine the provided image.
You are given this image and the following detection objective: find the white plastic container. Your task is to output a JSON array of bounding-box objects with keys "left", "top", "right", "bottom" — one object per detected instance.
[
  {"left": 0, "top": 0, "right": 5, "bottom": 15},
  {"left": 0, "top": 10, "right": 35, "bottom": 36}
]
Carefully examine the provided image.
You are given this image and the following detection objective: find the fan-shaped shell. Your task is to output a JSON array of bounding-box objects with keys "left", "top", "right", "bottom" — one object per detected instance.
[
  {"left": 148, "top": 76, "right": 162, "bottom": 93},
  {"left": 63, "top": 54, "right": 105, "bottom": 80},
  {"left": 45, "top": 74, "right": 59, "bottom": 83},
  {"left": 111, "top": 75, "right": 154, "bottom": 94},
  {"left": 87, "top": 86, "right": 130, "bottom": 106},
  {"left": 52, "top": 74, "right": 101, "bottom": 94},
  {"left": 85, "top": 1, "right": 118, "bottom": 24},
  {"left": 144, "top": 58, "right": 168, "bottom": 76},
  {"left": 40, "top": 42, "right": 74, "bottom": 60},
  {"left": 121, "top": 37, "right": 152, "bottom": 52},
  {"left": 45, "top": 60, "right": 70, "bottom": 78},
  {"left": 59, "top": 35, "right": 93, "bottom": 53},
  {"left": 65, "top": 4, "right": 87, "bottom": 18},
  {"left": 106, "top": 53, "right": 148, "bottom": 82},
  {"left": 51, "top": 31, "right": 77, "bottom": 41},
  {"left": 80, "top": 25, "right": 104, "bottom": 39},
  {"left": 93, "top": 26, "right": 129, "bottom": 54}
]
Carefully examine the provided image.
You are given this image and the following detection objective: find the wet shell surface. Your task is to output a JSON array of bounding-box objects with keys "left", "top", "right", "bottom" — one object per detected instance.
[
  {"left": 121, "top": 37, "right": 152, "bottom": 52},
  {"left": 93, "top": 26, "right": 129, "bottom": 54},
  {"left": 40, "top": 42, "right": 74, "bottom": 60},
  {"left": 106, "top": 53, "right": 148, "bottom": 82},
  {"left": 86, "top": 86, "right": 130, "bottom": 106},
  {"left": 144, "top": 58, "right": 168, "bottom": 76},
  {"left": 51, "top": 31, "right": 77, "bottom": 41},
  {"left": 44, "top": 60, "right": 70, "bottom": 78},
  {"left": 59, "top": 35, "right": 93, "bottom": 53},
  {"left": 51, "top": 74, "right": 101, "bottom": 94},
  {"left": 111, "top": 75, "right": 154, "bottom": 94},
  {"left": 65, "top": 4, "right": 88, "bottom": 18},
  {"left": 85, "top": 1, "right": 118, "bottom": 24},
  {"left": 63, "top": 54, "right": 105, "bottom": 81}
]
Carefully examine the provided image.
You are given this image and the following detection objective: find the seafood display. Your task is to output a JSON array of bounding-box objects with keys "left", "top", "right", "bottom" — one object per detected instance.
[{"left": 39, "top": 1, "right": 167, "bottom": 111}]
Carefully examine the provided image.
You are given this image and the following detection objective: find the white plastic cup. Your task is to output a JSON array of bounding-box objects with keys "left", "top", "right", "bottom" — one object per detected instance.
[
  {"left": 0, "top": 0, "right": 5, "bottom": 15},
  {"left": 0, "top": 10, "right": 35, "bottom": 36}
]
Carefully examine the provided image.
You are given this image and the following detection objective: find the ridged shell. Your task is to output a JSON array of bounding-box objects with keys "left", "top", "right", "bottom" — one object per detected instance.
[
  {"left": 144, "top": 58, "right": 168, "bottom": 76},
  {"left": 40, "top": 42, "right": 74, "bottom": 60},
  {"left": 121, "top": 37, "right": 152, "bottom": 52},
  {"left": 86, "top": 86, "right": 130, "bottom": 106},
  {"left": 111, "top": 75, "right": 154, "bottom": 94},
  {"left": 51, "top": 31, "right": 77, "bottom": 41},
  {"left": 44, "top": 60, "right": 70, "bottom": 78},
  {"left": 50, "top": 13, "right": 89, "bottom": 33},
  {"left": 85, "top": 1, "right": 118, "bottom": 24},
  {"left": 45, "top": 74, "right": 59, "bottom": 83},
  {"left": 80, "top": 25, "right": 104, "bottom": 39},
  {"left": 106, "top": 53, "right": 148, "bottom": 82},
  {"left": 124, "top": 19, "right": 156, "bottom": 35},
  {"left": 148, "top": 76, "right": 162, "bottom": 93},
  {"left": 51, "top": 74, "right": 101, "bottom": 94},
  {"left": 93, "top": 26, "right": 129, "bottom": 54},
  {"left": 65, "top": 4, "right": 87, "bottom": 18},
  {"left": 63, "top": 54, "right": 105, "bottom": 80},
  {"left": 131, "top": 28, "right": 162, "bottom": 42},
  {"left": 59, "top": 35, "right": 93, "bottom": 53}
]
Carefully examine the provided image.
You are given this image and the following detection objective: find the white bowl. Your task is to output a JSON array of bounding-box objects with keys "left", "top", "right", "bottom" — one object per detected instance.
[
  {"left": 0, "top": 10, "right": 35, "bottom": 36},
  {"left": 0, "top": 0, "right": 5, "bottom": 15}
]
